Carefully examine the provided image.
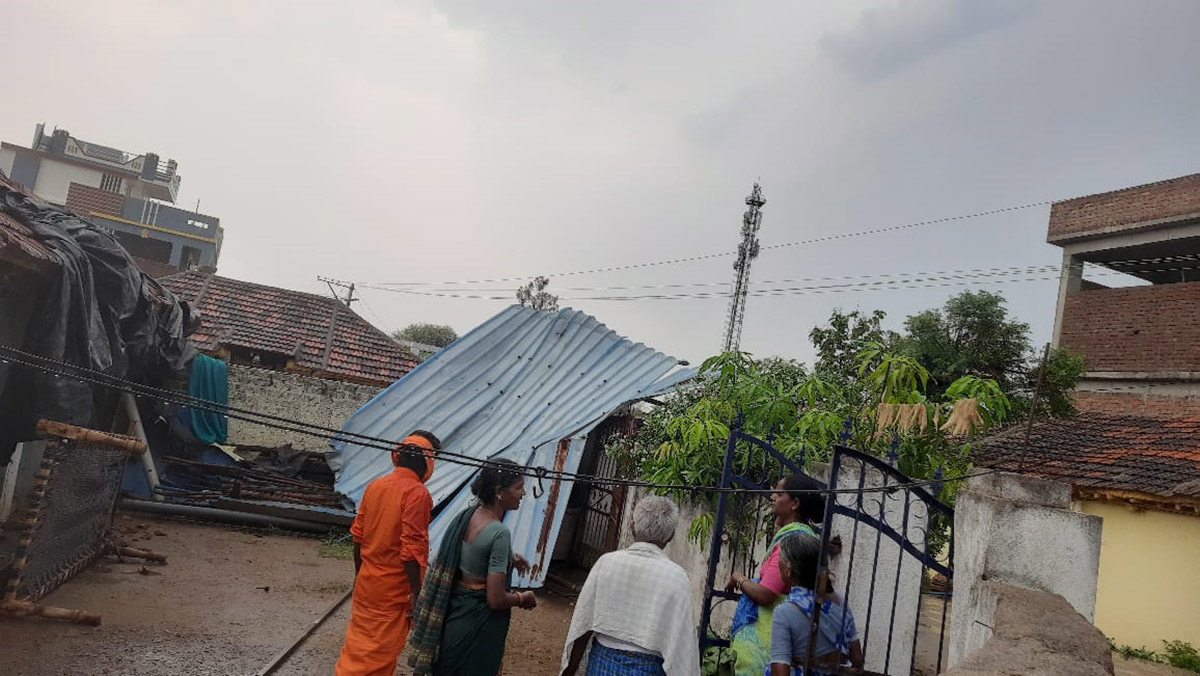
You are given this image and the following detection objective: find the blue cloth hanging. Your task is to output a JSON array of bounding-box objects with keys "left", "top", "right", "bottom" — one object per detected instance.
[{"left": 188, "top": 354, "right": 228, "bottom": 444}]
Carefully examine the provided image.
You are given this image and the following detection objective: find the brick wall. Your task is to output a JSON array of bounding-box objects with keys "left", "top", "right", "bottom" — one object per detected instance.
[
  {"left": 65, "top": 182, "right": 123, "bottom": 218},
  {"left": 1074, "top": 391, "right": 1200, "bottom": 416},
  {"left": 1047, "top": 173, "right": 1200, "bottom": 242},
  {"left": 1059, "top": 282, "right": 1200, "bottom": 372},
  {"left": 225, "top": 364, "right": 382, "bottom": 452}
]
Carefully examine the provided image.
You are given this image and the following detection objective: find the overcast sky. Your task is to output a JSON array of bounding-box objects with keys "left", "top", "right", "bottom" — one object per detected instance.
[{"left": 4, "top": 0, "right": 1198, "bottom": 365}]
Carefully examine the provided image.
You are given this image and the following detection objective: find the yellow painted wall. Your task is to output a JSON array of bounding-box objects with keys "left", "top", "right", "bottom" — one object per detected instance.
[{"left": 1082, "top": 500, "right": 1200, "bottom": 650}]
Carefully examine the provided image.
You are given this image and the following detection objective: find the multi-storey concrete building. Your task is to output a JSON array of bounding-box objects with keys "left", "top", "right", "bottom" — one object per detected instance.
[
  {"left": 0, "top": 124, "right": 222, "bottom": 276},
  {"left": 977, "top": 172, "right": 1200, "bottom": 650},
  {"left": 1050, "top": 173, "right": 1200, "bottom": 414}
]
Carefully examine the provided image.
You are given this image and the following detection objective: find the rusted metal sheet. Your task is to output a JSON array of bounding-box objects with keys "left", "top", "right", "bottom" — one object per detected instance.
[{"left": 531, "top": 438, "right": 572, "bottom": 580}]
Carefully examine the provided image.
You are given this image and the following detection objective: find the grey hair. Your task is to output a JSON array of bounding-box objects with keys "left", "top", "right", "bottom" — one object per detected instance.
[{"left": 633, "top": 496, "right": 679, "bottom": 545}]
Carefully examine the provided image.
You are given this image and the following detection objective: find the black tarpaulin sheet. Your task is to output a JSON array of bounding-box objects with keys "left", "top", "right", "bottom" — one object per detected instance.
[{"left": 0, "top": 183, "right": 196, "bottom": 464}]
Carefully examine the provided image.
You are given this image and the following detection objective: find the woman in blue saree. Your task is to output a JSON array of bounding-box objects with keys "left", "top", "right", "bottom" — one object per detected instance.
[{"left": 768, "top": 533, "right": 863, "bottom": 675}]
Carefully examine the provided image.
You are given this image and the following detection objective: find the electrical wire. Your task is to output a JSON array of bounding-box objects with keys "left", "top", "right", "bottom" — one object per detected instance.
[
  {"left": 0, "top": 343, "right": 995, "bottom": 497},
  {"left": 418, "top": 254, "right": 1200, "bottom": 293},
  {"left": 454, "top": 263, "right": 1063, "bottom": 293},
  {"left": 355, "top": 298, "right": 393, "bottom": 334},
  {"left": 355, "top": 268, "right": 1071, "bottom": 302},
  {"left": 367, "top": 200, "right": 1056, "bottom": 288},
  {"left": 358, "top": 255, "right": 1200, "bottom": 303}
]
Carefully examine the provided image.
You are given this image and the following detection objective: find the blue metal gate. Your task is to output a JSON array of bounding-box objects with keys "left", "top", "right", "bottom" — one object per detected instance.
[
  {"left": 698, "top": 423, "right": 954, "bottom": 676},
  {"left": 698, "top": 416, "right": 812, "bottom": 669},
  {"left": 818, "top": 444, "right": 953, "bottom": 675}
]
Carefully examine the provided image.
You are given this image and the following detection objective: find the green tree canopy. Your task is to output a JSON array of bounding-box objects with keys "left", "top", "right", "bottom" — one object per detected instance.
[
  {"left": 901, "top": 290, "right": 1031, "bottom": 393},
  {"left": 607, "top": 291, "right": 1084, "bottom": 549},
  {"left": 810, "top": 309, "right": 900, "bottom": 380},
  {"left": 392, "top": 323, "right": 458, "bottom": 348},
  {"left": 516, "top": 276, "right": 559, "bottom": 311}
]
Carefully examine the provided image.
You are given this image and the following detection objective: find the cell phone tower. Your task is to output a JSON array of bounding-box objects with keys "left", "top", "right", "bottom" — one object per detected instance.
[{"left": 721, "top": 182, "right": 766, "bottom": 353}]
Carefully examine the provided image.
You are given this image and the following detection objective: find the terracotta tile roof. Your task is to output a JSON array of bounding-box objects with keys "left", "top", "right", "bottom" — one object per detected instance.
[
  {"left": 159, "top": 270, "right": 418, "bottom": 386},
  {"left": 0, "top": 172, "right": 59, "bottom": 269},
  {"left": 973, "top": 412, "right": 1200, "bottom": 500},
  {"left": 131, "top": 257, "right": 180, "bottom": 279}
]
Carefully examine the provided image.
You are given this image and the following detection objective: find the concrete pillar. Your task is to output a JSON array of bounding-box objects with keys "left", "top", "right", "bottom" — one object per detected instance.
[
  {"left": 167, "top": 240, "right": 183, "bottom": 267},
  {"left": 142, "top": 153, "right": 160, "bottom": 180},
  {"left": 49, "top": 130, "right": 69, "bottom": 155},
  {"left": 1051, "top": 252, "right": 1083, "bottom": 348},
  {"left": 949, "top": 472, "right": 1102, "bottom": 667}
]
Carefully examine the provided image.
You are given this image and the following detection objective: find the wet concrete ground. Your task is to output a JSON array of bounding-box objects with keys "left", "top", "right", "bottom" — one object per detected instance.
[
  {"left": 1, "top": 511, "right": 573, "bottom": 675},
  {"left": 6, "top": 512, "right": 1181, "bottom": 675}
]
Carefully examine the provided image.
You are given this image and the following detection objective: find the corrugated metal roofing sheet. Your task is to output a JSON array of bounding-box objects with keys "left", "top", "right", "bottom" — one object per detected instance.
[{"left": 329, "top": 305, "right": 693, "bottom": 587}]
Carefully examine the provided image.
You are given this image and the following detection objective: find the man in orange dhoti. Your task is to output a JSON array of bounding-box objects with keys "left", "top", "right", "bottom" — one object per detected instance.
[{"left": 334, "top": 430, "right": 440, "bottom": 676}]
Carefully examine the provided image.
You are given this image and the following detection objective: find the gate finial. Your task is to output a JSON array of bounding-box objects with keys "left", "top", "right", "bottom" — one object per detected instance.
[
  {"left": 931, "top": 464, "right": 944, "bottom": 496},
  {"left": 839, "top": 416, "right": 854, "bottom": 443},
  {"left": 887, "top": 432, "right": 901, "bottom": 467}
]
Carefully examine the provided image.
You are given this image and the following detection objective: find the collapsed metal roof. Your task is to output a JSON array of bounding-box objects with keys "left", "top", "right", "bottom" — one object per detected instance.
[{"left": 329, "top": 305, "right": 693, "bottom": 587}]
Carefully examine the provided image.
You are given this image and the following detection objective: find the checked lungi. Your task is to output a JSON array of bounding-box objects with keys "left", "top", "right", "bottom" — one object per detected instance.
[{"left": 585, "top": 641, "right": 667, "bottom": 676}]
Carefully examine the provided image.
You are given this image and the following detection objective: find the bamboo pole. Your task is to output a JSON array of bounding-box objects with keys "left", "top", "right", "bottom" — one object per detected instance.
[
  {"left": 0, "top": 599, "right": 102, "bottom": 626},
  {"left": 109, "top": 545, "right": 168, "bottom": 564},
  {"left": 36, "top": 419, "right": 147, "bottom": 455}
]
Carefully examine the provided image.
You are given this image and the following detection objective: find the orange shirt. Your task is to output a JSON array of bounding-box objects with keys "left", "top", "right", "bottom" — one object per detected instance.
[{"left": 350, "top": 466, "right": 432, "bottom": 609}]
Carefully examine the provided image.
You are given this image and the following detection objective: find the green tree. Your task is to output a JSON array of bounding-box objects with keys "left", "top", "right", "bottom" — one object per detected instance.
[
  {"left": 606, "top": 291, "right": 1082, "bottom": 551},
  {"left": 516, "top": 276, "right": 559, "bottom": 311},
  {"left": 616, "top": 348, "right": 1009, "bottom": 547},
  {"left": 391, "top": 323, "right": 458, "bottom": 348},
  {"left": 810, "top": 309, "right": 899, "bottom": 380},
  {"left": 902, "top": 291, "right": 1031, "bottom": 393},
  {"left": 1009, "top": 347, "right": 1085, "bottom": 419}
]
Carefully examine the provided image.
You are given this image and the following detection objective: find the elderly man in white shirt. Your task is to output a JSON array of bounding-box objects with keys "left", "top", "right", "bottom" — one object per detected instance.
[{"left": 560, "top": 495, "right": 700, "bottom": 676}]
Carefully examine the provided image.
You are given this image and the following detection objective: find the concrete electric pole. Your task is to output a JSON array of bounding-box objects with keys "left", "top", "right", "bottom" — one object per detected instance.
[{"left": 318, "top": 276, "right": 357, "bottom": 308}]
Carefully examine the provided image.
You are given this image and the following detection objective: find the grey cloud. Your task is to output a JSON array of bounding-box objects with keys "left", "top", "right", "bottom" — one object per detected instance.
[
  {"left": 822, "top": 0, "right": 1036, "bottom": 82},
  {"left": 2, "top": 0, "right": 1196, "bottom": 367}
]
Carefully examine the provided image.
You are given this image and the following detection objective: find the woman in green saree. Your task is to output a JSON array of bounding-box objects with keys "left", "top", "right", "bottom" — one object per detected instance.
[
  {"left": 408, "top": 460, "right": 536, "bottom": 676},
  {"left": 724, "top": 474, "right": 827, "bottom": 676}
]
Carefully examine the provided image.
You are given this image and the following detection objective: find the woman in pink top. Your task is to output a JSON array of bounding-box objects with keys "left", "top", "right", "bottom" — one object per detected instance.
[{"left": 724, "top": 474, "right": 825, "bottom": 676}]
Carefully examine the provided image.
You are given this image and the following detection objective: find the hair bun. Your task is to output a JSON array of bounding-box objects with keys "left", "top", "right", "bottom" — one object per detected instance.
[{"left": 470, "top": 460, "right": 522, "bottom": 506}]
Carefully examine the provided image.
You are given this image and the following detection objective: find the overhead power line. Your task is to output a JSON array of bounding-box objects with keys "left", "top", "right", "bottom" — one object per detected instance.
[
  {"left": 357, "top": 256, "right": 1197, "bottom": 303},
  {"left": 363, "top": 254, "right": 1200, "bottom": 294},
  {"left": 366, "top": 199, "right": 1056, "bottom": 288},
  {"left": 398, "top": 264, "right": 1061, "bottom": 293}
]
